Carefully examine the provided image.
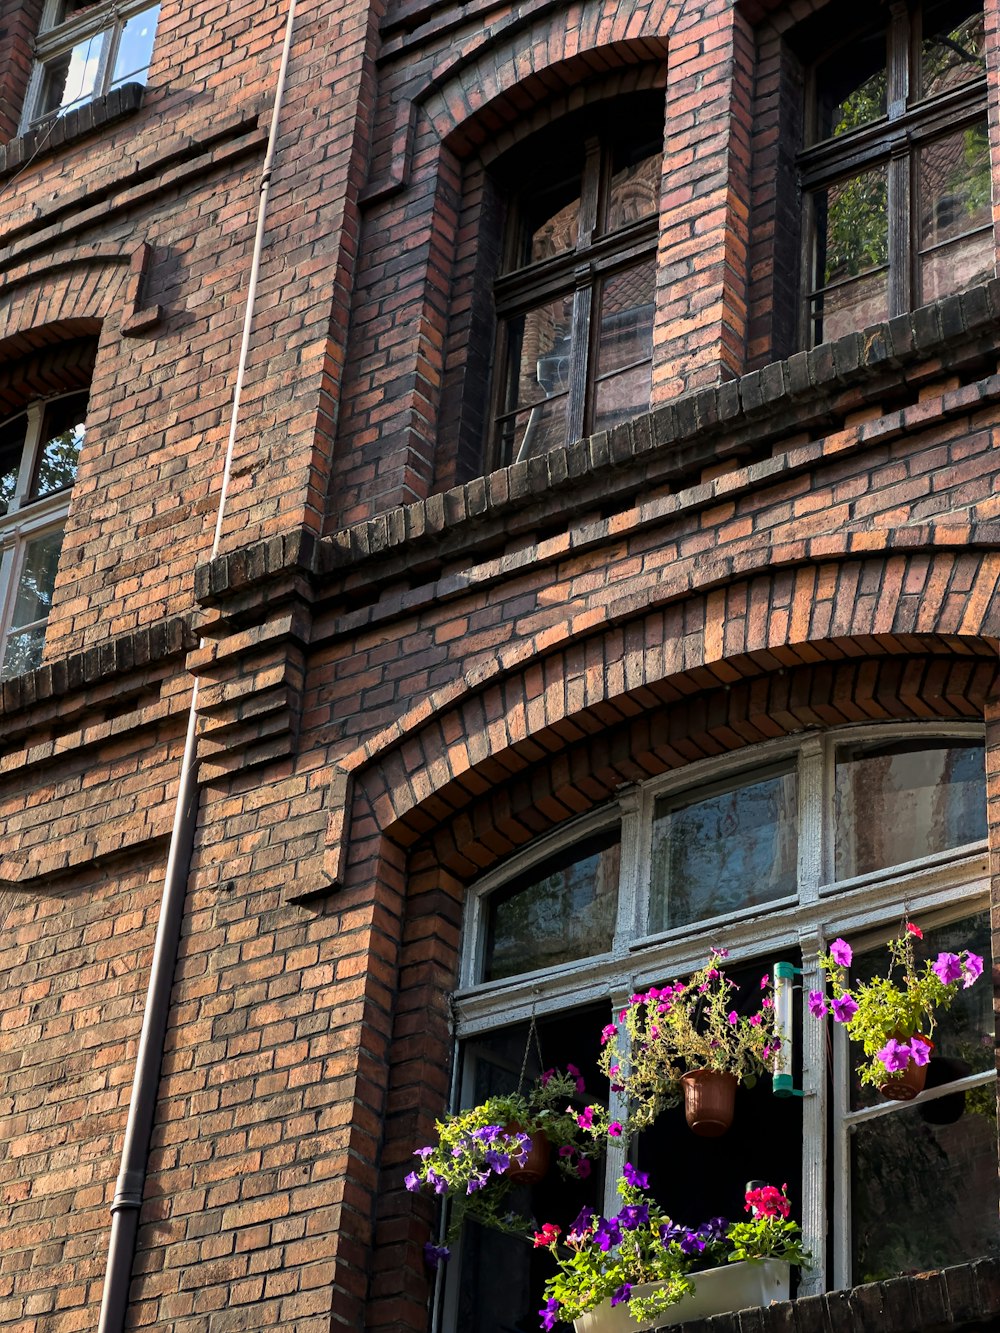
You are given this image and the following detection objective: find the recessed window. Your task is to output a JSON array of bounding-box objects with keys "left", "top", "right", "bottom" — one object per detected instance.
[
  {"left": 0, "top": 390, "right": 87, "bottom": 679},
  {"left": 799, "top": 0, "right": 990, "bottom": 346},
  {"left": 22, "top": 0, "right": 159, "bottom": 130},
  {"left": 488, "top": 98, "right": 663, "bottom": 466}
]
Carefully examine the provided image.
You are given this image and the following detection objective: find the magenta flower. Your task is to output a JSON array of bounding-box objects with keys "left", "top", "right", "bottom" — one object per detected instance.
[
  {"left": 608, "top": 1121, "right": 622, "bottom": 1137},
  {"left": 933, "top": 952, "right": 963, "bottom": 986},
  {"left": 760, "top": 974, "right": 770, "bottom": 989},
  {"left": 540, "top": 1068, "right": 554, "bottom": 1086},
  {"left": 577, "top": 1107, "right": 594, "bottom": 1130},
  {"left": 830, "top": 994, "right": 859, "bottom": 1023},
  {"left": 601, "top": 1023, "right": 618, "bottom": 1044},
  {"left": 727, "top": 1011, "right": 738, "bottom": 1025},
  {"left": 963, "top": 952, "right": 984, "bottom": 988},
  {"left": 910, "top": 1036, "right": 932, "bottom": 1066},
  {"left": 808, "top": 990, "right": 828, "bottom": 1018},
  {"left": 623, "top": 1163, "right": 649, "bottom": 1190},
  {"left": 567, "top": 1063, "right": 586, "bottom": 1094},
  {"left": 877, "top": 1038, "right": 912, "bottom": 1073},
  {"left": 906, "top": 922, "right": 923, "bottom": 939},
  {"left": 830, "top": 938, "right": 852, "bottom": 967}
]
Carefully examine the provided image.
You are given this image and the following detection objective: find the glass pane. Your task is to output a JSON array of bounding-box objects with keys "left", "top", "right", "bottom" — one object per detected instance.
[
  {"left": 591, "top": 259, "right": 654, "bottom": 434},
  {"left": 814, "top": 36, "right": 887, "bottom": 142},
  {"left": 36, "top": 34, "right": 103, "bottom": 118},
  {"left": 919, "top": 122, "right": 991, "bottom": 249},
  {"left": 606, "top": 147, "right": 660, "bottom": 233},
  {"left": 9, "top": 528, "right": 64, "bottom": 632},
  {"left": 850, "top": 913, "right": 996, "bottom": 1283},
  {"left": 649, "top": 767, "right": 798, "bottom": 932},
  {"left": 521, "top": 176, "right": 582, "bottom": 267},
  {"left": 0, "top": 413, "right": 28, "bottom": 517},
  {"left": 834, "top": 739, "right": 986, "bottom": 879},
  {"left": 483, "top": 833, "right": 620, "bottom": 981},
  {"left": 815, "top": 167, "right": 889, "bottom": 286},
  {"left": 110, "top": 4, "right": 160, "bottom": 87},
  {"left": 496, "top": 294, "right": 574, "bottom": 462},
  {"left": 921, "top": 229, "right": 994, "bottom": 303},
  {"left": 921, "top": 1, "right": 986, "bottom": 100},
  {"left": 50, "top": 0, "right": 99, "bottom": 25},
  {"left": 31, "top": 393, "right": 87, "bottom": 499},
  {"left": 1, "top": 624, "right": 47, "bottom": 680},
  {"left": 809, "top": 270, "right": 889, "bottom": 346}
]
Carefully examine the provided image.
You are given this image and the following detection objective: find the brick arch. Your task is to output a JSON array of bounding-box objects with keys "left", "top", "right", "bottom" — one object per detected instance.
[
  {"left": 324, "top": 540, "right": 1000, "bottom": 893},
  {"left": 0, "top": 246, "right": 142, "bottom": 348}
]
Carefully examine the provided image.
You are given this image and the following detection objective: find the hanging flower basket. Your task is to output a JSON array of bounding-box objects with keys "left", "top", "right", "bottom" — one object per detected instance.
[
  {"left": 505, "top": 1124, "right": 551, "bottom": 1184},
  {"left": 877, "top": 1035, "right": 932, "bottom": 1101},
  {"left": 572, "top": 1261, "right": 791, "bottom": 1333},
  {"left": 680, "top": 1069, "right": 737, "bottom": 1137}
]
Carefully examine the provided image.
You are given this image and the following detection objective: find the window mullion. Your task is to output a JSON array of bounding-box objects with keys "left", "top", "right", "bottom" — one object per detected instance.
[
  {"left": 799, "top": 934, "right": 829, "bottom": 1296},
  {"left": 565, "top": 278, "right": 593, "bottom": 445},
  {"left": 797, "top": 736, "right": 825, "bottom": 903},
  {"left": 613, "top": 783, "right": 644, "bottom": 955},
  {"left": 887, "top": 148, "right": 912, "bottom": 314}
]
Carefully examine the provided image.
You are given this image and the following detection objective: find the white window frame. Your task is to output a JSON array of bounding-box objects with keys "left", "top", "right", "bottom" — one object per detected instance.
[
  {"left": 446, "top": 723, "right": 994, "bottom": 1324},
  {"left": 0, "top": 393, "right": 83, "bottom": 679},
  {"left": 21, "top": 0, "right": 159, "bottom": 133}
]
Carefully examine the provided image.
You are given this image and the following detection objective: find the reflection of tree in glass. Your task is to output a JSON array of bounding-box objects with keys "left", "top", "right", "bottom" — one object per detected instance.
[
  {"left": 922, "top": 13, "right": 986, "bottom": 99},
  {"left": 34, "top": 421, "right": 83, "bottom": 498},
  {"left": 823, "top": 168, "right": 888, "bottom": 283}
]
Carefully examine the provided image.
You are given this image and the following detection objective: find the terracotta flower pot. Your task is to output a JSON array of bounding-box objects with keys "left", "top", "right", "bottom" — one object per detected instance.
[
  {"left": 878, "top": 1036, "right": 932, "bottom": 1102},
  {"left": 504, "top": 1124, "right": 550, "bottom": 1184},
  {"left": 680, "top": 1069, "right": 737, "bottom": 1137}
]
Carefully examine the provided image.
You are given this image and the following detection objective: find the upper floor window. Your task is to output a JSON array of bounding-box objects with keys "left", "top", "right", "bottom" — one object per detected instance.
[
  {"left": 22, "top": 0, "right": 159, "bottom": 131},
  {"left": 488, "top": 100, "right": 663, "bottom": 467},
  {"left": 0, "top": 390, "right": 86, "bottom": 678},
  {"left": 446, "top": 726, "right": 997, "bottom": 1331},
  {"left": 799, "top": 0, "right": 990, "bottom": 346}
]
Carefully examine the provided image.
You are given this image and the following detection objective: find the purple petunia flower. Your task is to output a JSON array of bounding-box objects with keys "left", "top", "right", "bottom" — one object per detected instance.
[
  {"left": 831, "top": 994, "right": 858, "bottom": 1023},
  {"left": 577, "top": 1158, "right": 592, "bottom": 1179},
  {"left": 540, "top": 1297, "right": 560, "bottom": 1331},
  {"left": 618, "top": 1204, "right": 650, "bottom": 1231},
  {"left": 472, "top": 1124, "right": 503, "bottom": 1143},
  {"left": 568, "top": 1205, "right": 595, "bottom": 1241},
  {"left": 910, "top": 1036, "right": 932, "bottom": 1066},
  {"left": 680, "top": 1231, "right": 706, "bottom": 1256},
  {"left": 427, "top": 1168, "right": 448, "bottom": 1195},
  {"left": 934, "top": 952, "right": 963, "bottom": 986},
  {"left": 660, "top": 1222, "right": 685, "bottom": 1245},
  {"left": 877, "top": 1038, "right": 911, "bottom": 1073},
  {"left": 623, "top": 1163, "right": 649, "bottom": 1190},
  {"left": 808, "top": 990, "right": 828, "bottom": 1018},
  {"left": 963, "top": 952, "right": 984, "bottom": 987},
  {"left": 414, "top": 1145, "right": 434, "bottom": 1159},
  {"left": 465, "top": 1171, "right": 489, "bottom": 1194},
  {"left": 700, "top": 1216, "right": 728, "bottom": 1241},
  {"left": 405, "top": 1171, "right": 421, "bottom": 1193},
  {"left": 830, "top": 938, "right": 853, "bottom": 967},
  {"left": 423, "top": 1242, "right": 450, "bottom": 1270},
  {"left": 483, "top": 1149, "right": 510, "bottom": 1173},
  {"left": 594, "top": 1217, "right": 622, "bottom": 1251},
  {"left": 610, "top": 1283, "right": 633, "bottom": 1308}
]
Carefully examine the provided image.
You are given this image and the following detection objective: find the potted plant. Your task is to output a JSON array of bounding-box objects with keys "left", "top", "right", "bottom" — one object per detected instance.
[
  {"left": 599, "top": 951, "right": 779, "bottom": 1135},
  {"left": 811, "top": 923, "right": 985, "bottom": 1100},
  {"left": 406, "top": 1066, "right": 610, "bottom": 1241},
  {"left": 534, "top": 1168, "right": 809, "bottom": 1332}
]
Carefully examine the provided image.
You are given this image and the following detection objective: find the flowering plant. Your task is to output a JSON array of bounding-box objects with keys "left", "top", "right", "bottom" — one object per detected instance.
[
  {"left": 535, "top": 1172, "right": 808, "bottom": 1330},
  {"left": 406, "top": 1067, "right": 610, "bottom": 1241},
  {"left": 812, "top": 924, "right": 984, "bottom": 1090},
  {"left": 598, "top": 951, "right": 779, "bottom": 1130}
]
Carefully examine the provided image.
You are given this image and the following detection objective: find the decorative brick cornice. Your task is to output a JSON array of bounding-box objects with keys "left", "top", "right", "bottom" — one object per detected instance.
[{"left": 197, "top": 281, "right": 1000, "bottom": 618}]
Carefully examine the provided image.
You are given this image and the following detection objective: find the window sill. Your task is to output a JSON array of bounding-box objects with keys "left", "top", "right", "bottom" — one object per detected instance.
[
  {"left": 676, "top": 1258, "right": 1000, "bottom": 1333},
  {"left": 0, "top": 83, "right": 145, "bottom": 179}
]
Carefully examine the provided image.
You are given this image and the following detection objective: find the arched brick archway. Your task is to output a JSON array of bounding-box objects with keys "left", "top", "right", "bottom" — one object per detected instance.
[{"left": 325, "top": 542, "right": 1000, "bottom": 894}]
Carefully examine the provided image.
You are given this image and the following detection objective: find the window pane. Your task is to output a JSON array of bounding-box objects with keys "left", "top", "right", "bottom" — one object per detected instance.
[
  {"left": 815, "top": 167, "right": 889, "bottom": 286},
  {"left": 921, "top": 1, "right": 986, "bottom": 100},
  {"left": 521, "top": 177, "right": 582, "bottom": 267},
  {"left": 850, "top": 913, "right": 996, "bottom": 1280},
  {"left": 814, "top": 37, "right": 887, "bottom": 141},
  {"left": 606, "top": 146, "right": 660, "bottom": 234},
  {"left": 0, "top": 413, "right": 27, "bottom": 517},
  {"left": 496, "top": 294, "right": 574, "bottom": 461},
  {"left": 110, "top": 3, "right": 159, "bottom": 86},
  {"left": 9, "top": 529, "right": 65, "bottom": 632},
  {"left": 482, "top": 833, "right": 620, "bottom": 981},
  {"left": 31, "top": 393, "right": 87, "bottom": 499},
  {"left": 834, "top": 739, "right": 986, "bottom": 879},
  {"left": 1, "top": 623, "right": 48, "bottom": 680},
  {"left": 591, "top": 259, "right": 654, "bottom": 435},
  {"left": 37, "top": 34, "right": 103, "bottom": 118},
  {"left": 649, "top": 768, "right": 798, "bottom": 932},
  {"left": 918, "top": 121, "right": 993, "bottom": 302}
]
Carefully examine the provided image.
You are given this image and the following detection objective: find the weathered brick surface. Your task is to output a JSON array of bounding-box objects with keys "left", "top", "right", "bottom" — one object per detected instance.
[{"left": 2, "top": 0, "right": 1000, "bottom": 1328}]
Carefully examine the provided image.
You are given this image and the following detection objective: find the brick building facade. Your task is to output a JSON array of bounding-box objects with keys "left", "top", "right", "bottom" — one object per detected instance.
[{"left": 1, "top": 0, "right": 1000, "bottom": 1329}]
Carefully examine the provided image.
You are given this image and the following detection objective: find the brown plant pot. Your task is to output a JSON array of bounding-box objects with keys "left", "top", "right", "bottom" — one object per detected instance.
[
  {"left": 504, "top": 1125, "right": 550, "bottom": 1185},
  {"left": 878, "top": 1038, "right": 932, "bottom": 1102},
  {"left": 680, "top": 1069, "right": 738, "bottom": 1137}
]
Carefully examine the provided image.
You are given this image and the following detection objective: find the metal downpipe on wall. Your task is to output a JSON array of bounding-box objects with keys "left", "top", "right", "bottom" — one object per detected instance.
[{"left": 96, "top": 1, "right": 298, "bottom": 1326}]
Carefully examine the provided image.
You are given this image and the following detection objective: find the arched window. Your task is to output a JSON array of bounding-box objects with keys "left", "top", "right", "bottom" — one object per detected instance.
[
  {"left": 442, "top": 726, "right": 996, "bottom": 1330},
  {"left": 486, "top": 94, "right": 664, "bottom": 468},
  {"left": 796, "top": 0, "right": 990, "bottom": 345}
]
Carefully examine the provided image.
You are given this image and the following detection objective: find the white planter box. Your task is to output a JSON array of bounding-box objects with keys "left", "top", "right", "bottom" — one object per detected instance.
[{"left": 573, "top": 1260, "right": 790, "bottom": 1333}]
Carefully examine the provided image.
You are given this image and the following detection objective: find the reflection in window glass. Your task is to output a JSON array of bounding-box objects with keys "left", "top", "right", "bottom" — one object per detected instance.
[
  {"left": 38, "top": 34, "right": 102, "bottom": 117},
  {"left": 814, "top": 39, "right": 886, "bottom": 141},
  {"left": 649, "top": 768, "right": 798, "bottom": 932},
  {"left": 496, "top": 295, "right": 574, "bottom": 463},
  {"left": 110, "top": 3, "right": 160, "bottom": 86},
  {"left": 851, "top": 912, "right": 997, "bottom": 1281},
  {"left": 483, "top": 833, "right": 620, "bottom": 980},
  {"left": 32, "top": 394, "right": 86, "bottom": 499},
  {"left": 921, "top": 2, "right": 986, "bottom": 100},
  {"left": 835, "top": 739, "right": 986, "bottom": 879},
  {"left": 1, "top": 527, "right": 65, "bottom": 679},
  {"left": 591, "top": 260, "right": 654, "bottom": 435},
  {"left": 918, "top": 121, "right": 994, "bottom": 301},
  {"left": 0, "top": 415, "right": 27, "bottom": 517},
  {"left": 809, "top": 166, "right": 889, "bottom": 344},
  {"left": 606, "top": 148, "right": 661, "bottom": 233}
]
